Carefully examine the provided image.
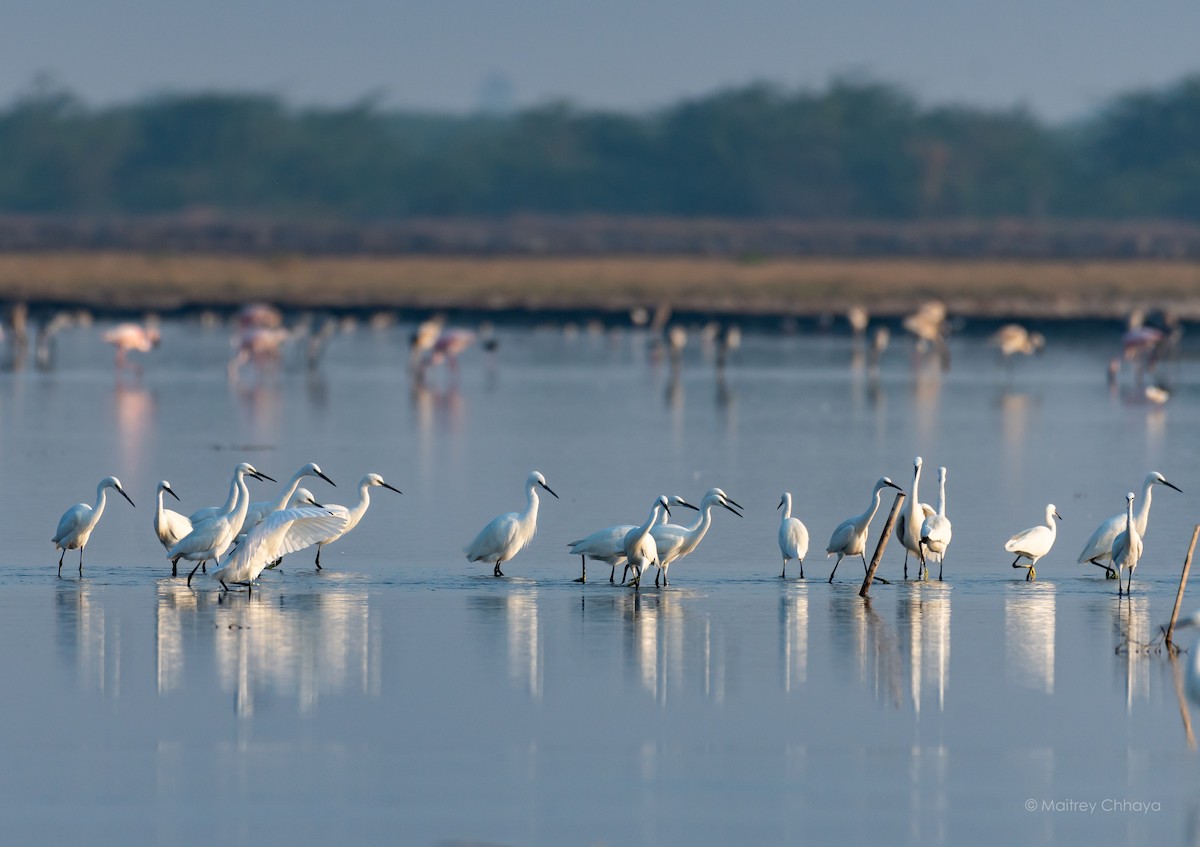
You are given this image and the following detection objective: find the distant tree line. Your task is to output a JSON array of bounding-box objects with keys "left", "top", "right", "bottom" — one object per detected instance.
[{"left": 1, "top": 75, "right": 1199, "bottom": 221}]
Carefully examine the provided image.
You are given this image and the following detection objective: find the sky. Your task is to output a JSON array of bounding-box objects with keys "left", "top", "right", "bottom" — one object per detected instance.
[{"left": 7, "top": 0, "right": 1200, "bottom": 120}]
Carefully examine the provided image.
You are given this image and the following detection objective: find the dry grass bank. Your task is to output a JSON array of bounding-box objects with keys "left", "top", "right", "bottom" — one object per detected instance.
[{"left": 0, "top": 253, "right": 1198, "bottom": 317}]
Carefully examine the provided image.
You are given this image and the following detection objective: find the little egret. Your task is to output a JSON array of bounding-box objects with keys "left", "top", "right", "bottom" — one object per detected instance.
[
  {"left": 648, "top": 488, "right": 742, "bottom": 586},
  {"left": 1111, "top": 492, "right": 1143, "bottom": 597},
  {"left": 826, "top": 477, "right": 903, "bottom": 583},
  {"left": 312, "top": 473, "right": 402, "bottom": 569},
  {"left": 777, "top": 492, "right": 809, "bottom": 579},
  {"left": 176, "top": 463, "right": 273, "bottom": 582},
  {"left": 210, "top": 506, "right": 349, "bottom": 594},
  {"left": 466, "top": 470, "right": 558, "bottom": 577},
  {"left": 52, "top": 476, "right": 135, "bottom": 576},
  {"left": 1005, "top": 504, "right": 1062, "bottom": 581},
  {"left": 1077, "top": 471, "right": 1180, "bottom": 577},
  {"left": 566, "top": 496, "right": 697, "bottom": 583},
  {"left": 624, "top": 495, "right": 672, "bottom": 588},
  {"left": 918, "top": 466, "right": 952, "bottom": 581},
  {"left": 153, "top": 481, "right": 192, "bottom": 553},
  {"left": 239, "top": 461, "right": 336, "bottom": 537},
  {"left": 895, "top": 456, "right": 932, "bottom": 580}
]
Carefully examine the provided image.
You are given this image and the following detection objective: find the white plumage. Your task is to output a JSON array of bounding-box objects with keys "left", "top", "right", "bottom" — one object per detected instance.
[
  {"left": 465, "top": 470, "right": 558, "bottom": 577},
  {"left": 239, "top": 462, "right": 336, "bottom": 537},
  {"left": 153, "top": 480, "right": 191, "bottom": 552},
  {"left": 312, "top": 473, "right": 402, "bottom": 569},
  {"left": 566, "top": 495, "right": 696, "bottom": 583},
  {"left": 1077, "top": 471, "right": 1180, "bottom": 576},
  {"left": 826, "top": 476, "right": 903, "bottom": 583},
  {"left": 52, "top": 476, "right": 135, "bottom": 576},
  {"left": 1005, "top": 503, "right": 1062, "bottom": 581},
  {"left": 777, "top": 492, "right": 810, "bottom": 579},
  {"left": 919, "top": 466, "right": 952, "bottom": 581},
  {"left": 895, "top": 456, "right": 931, "bottom": 580},
  {"left": 647, "top": 488, "right": 742, "bottom": 586},
  {"left": 210, "top": 506, "right": 350, "bottom": 592},
  {"left": 623, "top": 495, "right": 671, "bottom": 587},
  {"left": 175, "top": 463, "right": 272, "bottom": 582},
  {"left": 1111, "top": 492, "right": 1143, "bottom": 597}
]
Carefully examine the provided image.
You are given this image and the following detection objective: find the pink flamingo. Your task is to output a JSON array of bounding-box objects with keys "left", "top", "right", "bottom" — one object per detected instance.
[{"left": 102, "top": 322, "right": 160, "bottom": 372}]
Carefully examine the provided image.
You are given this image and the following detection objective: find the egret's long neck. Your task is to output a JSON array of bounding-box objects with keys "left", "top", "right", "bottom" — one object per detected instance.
[
  {"left": 864, "top": 487, "right": 884, "bottom": 525},
  {"left": 1045, "top": 508, "right": 1057, "bottom": 533},
  {"left": 92, "top": 484, "right": 109, "bottom": 521},
  {"left": 219, "top": 474, "right": 240, "bottom": 514},
  {"left": 1126, "top": 499, "right": 1136, "bottom": 534},
  {"left": 631, "top": 504, "right": 660, "bottom": 544},
  {"left": 937, "top": 476, "right": 946, "bottom": 517},
  {"left": 521, "top": 484, "right": 540, "bottom": 531},
  {"left": 781, "top": 496, "right": 792, "bottom": 521},
  {"left": 347, "top": 480, "right": 374, "bottom": 528},
  {"left": 1136, "top": 480, "right": 1155, "bottom": 534},
  {"left": 911, "top": 465, "right": 922, "bottom": 509},
  {"left": 685, "top": 503, "right": 715, "bottom": 547},
  {"left": 230, "top": 472, "right": 252, "bottom": 525},
  {"left": 271, "top": 470, "right": 308, "bottom": 512}
]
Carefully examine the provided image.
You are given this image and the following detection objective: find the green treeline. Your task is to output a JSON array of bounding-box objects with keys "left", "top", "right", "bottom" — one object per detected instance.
[{"left": 1, "top": 75, "right": 1199, "bottom": 220}]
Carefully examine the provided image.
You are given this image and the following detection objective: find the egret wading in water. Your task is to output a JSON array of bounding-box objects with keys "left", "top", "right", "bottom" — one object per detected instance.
[
  {"left": 624, "top": 495, "right": 672, "bottom": 588},
  {"left": 566, "top": 495, "right": 697, "bottom": 584},
  {"left": 648, "top": 488, "right": 742, "bottom": 586},
  {"left": 1077, "top": 471, "right": 1180, "bottom": 578},
  {"left": 153, "top": 481, "right": 191, "bottom": 553},
  {"left": 919, "top": 466, "right": 952, "bottom": 581},
  {"left": 312, "top": 473, "right": 402, "bottom": 569},
  {"left": 777, "top": 492, "right": 809, "bottom": 578},
  {"left": 1111, "top": 492, "right": 1143, "bottom": 598},
  {"left": 1005, "top": 504, "right": 1062, "bottom": 581},
  {"left": 465, "top": 471, "right": 558, "bottom": 577},
  {"left": 176, "top": 463, "right": 274, "bottom": 583},
  {"left": 211, "top": 506, "right": 349, "bottom": 595},
  {"left": 53, "top": 476, "right": 135, "bottom": 576},
  {"left": 826, "top": 477, "right": 903, "bottom": 583},
  {"left": 895, "top": 456, "right": 932, "bottom": 580}
]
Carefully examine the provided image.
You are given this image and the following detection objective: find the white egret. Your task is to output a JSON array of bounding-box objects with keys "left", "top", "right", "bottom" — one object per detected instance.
[
  {"left": 210, "top": 506, "right": 349, "bottom": 594},
  {"left": 624, "top": 495, "right": 672, "bottom": 588},
  {"left": 239, "top": 462, "right": 336, "bottom": 537},
  {"left": 777, "top": 492, "right": 809, "bottom": 579},
  {"left": 1077, "top": 471, "right": 1181, "bottom": 577},
  {"left": 176, "top": 463, "right": 273, "bottom": 582},
  {"left": 918, "top": 466, "right": 952, "bottom": 581},
  {"left": 1111, "top": 492, "right": 1143, "bottom": 597},
  {"left": 153, "top": 480, "right": 191, "bottom": 553},
  {"left": 52, "top": 476, "right": 135, "bottom": 576},
  {"left": 1005, "top": 504, "right": 1062, "bottom": 581},
  {"left": 826, "top": 477, "right": 904, "bottom": 583},
  {"left": 465, "top": 470, "right": 558, "bottom": 577},
  {"left": 566, "top": 495, "right": 697, "bottom": 584},
  {"left": 895, "top": 456, "right": 933, "bottom": 580},
  {"left": 648, "top": 488, "right": 743, "bottom": 586},
  {"left": 312, "top": 473, "right": 402, "bottom": 569}
]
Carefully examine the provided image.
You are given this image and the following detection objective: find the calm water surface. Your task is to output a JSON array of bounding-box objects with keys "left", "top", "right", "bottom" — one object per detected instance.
[{"left": 4, "top": 320, "right": 1200, "bottom": 845}]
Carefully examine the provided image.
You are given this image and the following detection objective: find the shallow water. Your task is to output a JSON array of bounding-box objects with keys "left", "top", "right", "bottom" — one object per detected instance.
[{"left": 7, "top": 319, "right": 1200, "bottom": 845}]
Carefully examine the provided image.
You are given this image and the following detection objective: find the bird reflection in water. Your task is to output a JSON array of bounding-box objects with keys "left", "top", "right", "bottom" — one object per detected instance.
[
  {"left": 154, "top": 583, "right": 378, "bottom": 717},
  {"left": 1004, "top": 582, "right": 1056, "bottom": 694},
  {"left": 113, "top": 379, "right": 156, "bottom": 478},
  {"left": 898, "top": 582, "right": 952, "bottom": 714},
  {"left": 469, "top": 590, "right": 543, "bottom": 700},
  {"left": 619, "top": 590, "right": 716, "bottom": 705},
  {"left": 1113, "top": 596, "right": 1151, "bottom": 712},
  {"left": 780, "top": 587, "right": 809, "bottom": 693},
  {"left": 55, "top": 583, "right": 121, "bottom": 696}
]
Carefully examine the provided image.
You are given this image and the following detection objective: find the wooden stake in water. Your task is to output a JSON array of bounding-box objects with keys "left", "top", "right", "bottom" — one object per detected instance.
[
  {"left": 860, "top": 492, "right": 905, "bottom": 599},
  {"left": 1165, "top": 524, "right": 1200, "bottom": 650}
]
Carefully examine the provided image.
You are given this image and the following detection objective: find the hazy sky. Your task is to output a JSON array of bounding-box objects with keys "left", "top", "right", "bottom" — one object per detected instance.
[{"left": 7, "top": 0, "right": 1200, "bottom": 120}]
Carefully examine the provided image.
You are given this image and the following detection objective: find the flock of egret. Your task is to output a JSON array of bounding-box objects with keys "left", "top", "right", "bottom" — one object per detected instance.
[{"left": 49, "top": 457, "right": 1182, "bottom": 597}]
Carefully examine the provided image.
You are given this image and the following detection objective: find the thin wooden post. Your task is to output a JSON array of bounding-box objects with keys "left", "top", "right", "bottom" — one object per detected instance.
[
  {"left": 1165, "top": 524, "right": 1200, "bottom": 649},
  {"left": 860, "top": 492, "right": 905, "bottom": 599}
]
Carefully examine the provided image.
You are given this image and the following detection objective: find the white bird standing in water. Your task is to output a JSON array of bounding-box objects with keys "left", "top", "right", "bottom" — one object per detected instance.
[
  {"left": 624, "top": 495, "right": 672, "bottom": 588},
  {"left": 210, "top": 506, "right": 349, "bottom": 594},
  {"left": 52, "top": 476, "right": 135, "bottom": 576},
  {"left": 895, "top": 456, "right": 932, "bottom": 580},
  {"left": 826, "top": 476, "right": 904, "bottom": 583},
  {"left": 312, "top": 473, "right": 402, "bottom": 569},
  {"left": 646, "top": 488, "right": 742, "bottom": 586},
  {"left": 153, "top": 480, "right": 191, "bottom": 553},
  {"left": 176, "top": 463, "right": 274, "bottom": 582},
  {"left": 777, "top": 492, "right": 809, "bottom": 578},
  {"left": 466, "top": 470, "right": 559, "bottom": 577},
  {"left": 1111, "top": 492, "right": 1143, "bottom": 597},
  {"left": 919, "top": 466, "right": 952, "bottom": 581},
  {"left": 1077, "top": 471, "right": 1181, "bottom": 577},
  {"left": 566, "top": 495, "right": 697, "bottom": 583},
  {"left": 1005, "top": 504, "right": 1062, "bottom": 581}
]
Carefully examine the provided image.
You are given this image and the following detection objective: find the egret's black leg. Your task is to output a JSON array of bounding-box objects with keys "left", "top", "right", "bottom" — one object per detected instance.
[
  {"left": 78, "top": 548, "right": 84, "bottom": 576},
  {"left": 574, "top": 555, "right": 586, "bottom": 584},
  {"left": 57, "top": 549, "right": 65, "bottom": 577},
  {"left": 187, "top": 561, "right": 203, "bottom": 586},
  {"left": 315, "top": 546, "right": 322, "bottom": 571}
]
